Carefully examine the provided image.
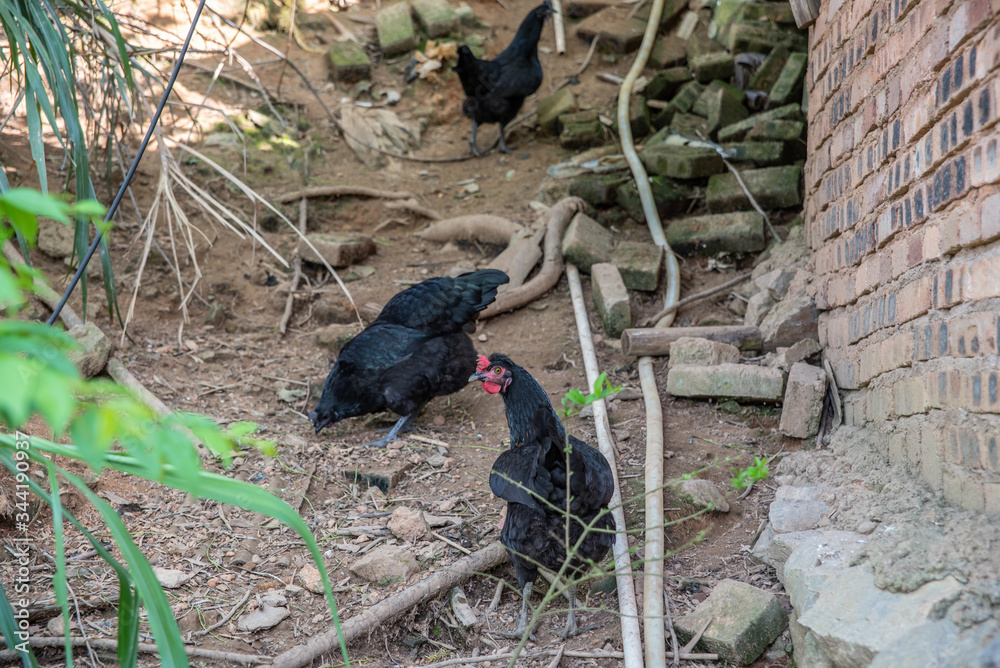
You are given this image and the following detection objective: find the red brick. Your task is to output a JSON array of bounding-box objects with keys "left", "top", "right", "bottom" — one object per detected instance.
[
  {"left": 894, "top": 376, "right": 928, "bottom": 416},
  {"left": 966, "top": 253, "right": 1000, "bottom": 300},
  {"left": 982, "top": 193, "right": 1000, "bottom": 241},
  {"left": 932, "top": 263, "right": 965, "bottom": 308},
  {"left": 896, "top": 277, "right": 932, "bottom": 323},
  {"left": 921, "top": 417, "right": 945, "bottom": 488},
  {"left": 971, "top": 137, "right": 1000, "bottom": 188},
  {"left": 949, "top": 0, "right": 994, "bottom": 49}
]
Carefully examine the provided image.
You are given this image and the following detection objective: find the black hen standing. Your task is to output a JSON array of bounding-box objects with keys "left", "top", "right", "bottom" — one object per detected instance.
[
  {"left": 470, "top": 353, "right": 614, "bottom": 638},
  {"left": 309, "top": 269, "right": 509, "bottom": 447},
  {"left": 454, "top": 2, "right": 554, "bottom": 157}
]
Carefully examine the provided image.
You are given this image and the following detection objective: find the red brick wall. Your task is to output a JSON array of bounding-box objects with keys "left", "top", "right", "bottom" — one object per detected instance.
[{"left": 804, "top": 0, "right": 1000, "bottom": 513}]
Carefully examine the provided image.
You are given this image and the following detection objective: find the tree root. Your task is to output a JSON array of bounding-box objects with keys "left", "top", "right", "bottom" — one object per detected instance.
[
  {"left": 273, "top": 185, "right": 416, "bottom": 204},
  {"left": 416, "top": 215, "right": 524, "bottom": 246}
]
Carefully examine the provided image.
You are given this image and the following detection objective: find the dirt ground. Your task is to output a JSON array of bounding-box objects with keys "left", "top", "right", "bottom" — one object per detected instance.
[{"left": 1, "top": 0, "right": 804, "bottom": 665}]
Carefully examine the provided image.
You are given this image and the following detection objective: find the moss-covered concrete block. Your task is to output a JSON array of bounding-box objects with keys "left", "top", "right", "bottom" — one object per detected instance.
[
  {"left": 692, "top": 80, "right": 744, "bottom": 117},
  {"left": 641, "top": 145, "right": 724, "bottom": 179},
  {"left": 559, "top": 110, "right": 604, "bottom": 149},
  {"left": 717, "top": 103, "right": 802, "bottom": 141},
  {"left": 537, "top": 87, "right": 578, "bottom": 134},
  {"left": 616, "top": 176, "right": 692, "bottom": 220},
  {"left": 651, "top": 103, "right": 677, "bottom": 130},
  {"left": 675, "top": 579, "right": 788, "bottom": 664},
  {"left": 645, "top": 67, "right": 693, "bottom": 101},
  {"left": 411, "top": 0, "right": 459, "bottom": 38},
  {"left": 690, "top": 51, "right": 734, "bottom": 83},
  {"left": 670, "top": 80, "right": 705, "bottom": 113},
  {"left": 590, "top": 263, "right": 632, "bottom": 338},
  {"left": 629, "top": 96, "right": 651, "bottom": 138},
  {"left": 706, "top": 86, "right": 749, "bottom": 135},
  {"left": 562, "top": 212, "right": 613, "bottom": 272},
  {"left": 574, "top": 10, "right": 647, "bottom": 53},
  {"left": 769, "top": 52, "right": 807, "bottom": 107},
  {"left": 649, "top": 34, "right": 688, "bottom": 69},
  {"left": 727, "top": 23, "right": 807, "bottom": 53},
  {"left": 666, "top": 211, "right": 766, "bottom": 255},
  {"left": 667, "top": 364, "right": 785, "bottom": 401},
  {"left": 376, "top": 2, "right": 417, "bottom": 56},
  {"left": 611, "top": 241, "right": 663, "bottom": 291},
  {"left": 328, "top": 41, "right": 372, "bottom": 83},
  {"left": 742, "top": 2, "right": 798, "bottom": 24},
  {"left": 670, "top": 113, "right": 710, "bottom": 138},
  {"left": 706, "top": 165, "right": 802, "bottom": 212},
  {"left": 685, "top": 33, "right": 726, "bottom": 60},
  {"left": 748, "top": 46, "right": 790, "bottom": 91},
  {"left": 668, "top": 336, "right": 741, "bottom": 369},
  {"left": 569, "top": 173, "right": 627, "bottom": 207},
  {"left": 722, "top": 141, "right": 786, "bottom": 165},
  {"left": 746, "top": 119, "right": 804, "bottom": 142}
]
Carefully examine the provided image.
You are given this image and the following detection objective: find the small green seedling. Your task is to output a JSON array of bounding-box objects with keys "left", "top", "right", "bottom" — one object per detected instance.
[
  {"left": 560, "top": 371, "right": 622, "bottom": 417},
  {"left": 731, "top": 456, "right": 769, "bottom": 489}
]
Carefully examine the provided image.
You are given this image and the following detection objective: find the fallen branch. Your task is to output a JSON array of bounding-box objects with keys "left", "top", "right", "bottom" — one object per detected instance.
[
  {"left": 192, "top": 589, "right": 252, "bottom": 638},
  {"left": 271, "top": 542, "right": 507, "bottom": 668},
  {"left": 383, "top": 198, "right": 442, "bottom": 220},
  {"left": 640, "top": 271, "right": 752, "bottom": 326},
  {"left": 479, "top": 198, "right": 585, "bottom": 319},
  {"left": 280, "top": 190, "right": 309, "bottom": 335},
  {"left": 274, "top": 185, "right": 416, "bottom": 204},
  {"left": 0, "top": 637, "right": 269, "bottom": 665},
  {"left": 416, "top": 215, "right": 524, "bottom": 245},
  {"left": 621, "top": 325, "right": 763, "bottom": 356},
  {"left": 411, "top": 648, "right": 716, "bottom": 668}
]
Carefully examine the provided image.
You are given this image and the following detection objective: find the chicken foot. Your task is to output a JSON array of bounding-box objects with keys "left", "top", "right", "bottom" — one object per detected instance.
[
  {"left": 557, "top": 583, "right": 602, "bottom": 639},
  {"left": 490, "top": 581, "right": 537, "bottom": 640},
  {"left": 469, "top": 121, "right": 486, "bottom": 158},
  {"left": 359, "top": 404, "right": 425, "bottom": 447},
  {"left": 497, "top": 124, "right": 515, "bottom": 154}
]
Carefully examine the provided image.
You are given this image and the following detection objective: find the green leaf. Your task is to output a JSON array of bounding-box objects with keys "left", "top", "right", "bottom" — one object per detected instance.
[
  {"left": 33, "top": 367, "right": 78, "bottom": 435},
  {"left": 0, "top": 577, "right": 40, "bottom": 667},
  {"left": 0, "top": 188, "right": 70, "bottom": 222},
  {"left": 117, "top": 581, "right": 139, "bottom": 668},
  {"left": 46, "top": 463, "right": 73, "bottom": 667}
]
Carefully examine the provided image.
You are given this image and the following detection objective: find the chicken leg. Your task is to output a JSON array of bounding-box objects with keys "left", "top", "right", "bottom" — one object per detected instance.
[
  {"left": 491, "top": 580, "right": 536, "bottom": 639},
  {"left": 497, "top": 124, "right": 515, "bottom": 154},
  {"left": 359, "top": 404, "right": 424, "bottom": 448},
  {"left": 469, "top": 120, "right": 486, "bottom": 158}
]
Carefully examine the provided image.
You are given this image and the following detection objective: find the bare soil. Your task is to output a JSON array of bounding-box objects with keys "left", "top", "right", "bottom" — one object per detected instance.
[{"left": 1, "top": 1, "right": 804, "bottom": 665}]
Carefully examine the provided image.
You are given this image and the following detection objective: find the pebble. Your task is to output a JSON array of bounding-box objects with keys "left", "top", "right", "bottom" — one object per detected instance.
[
  {"left": 506, "top": 170, "right": 516, "bottom": 179},
  {"left": 464, "top": 183, "right": 480, "bottom": 194},
  {"left": 433, "top": 415, "right": 446, "bottom": 426},
  {"left": 477, "top": 333, "right": 488, "bottom": 341}
]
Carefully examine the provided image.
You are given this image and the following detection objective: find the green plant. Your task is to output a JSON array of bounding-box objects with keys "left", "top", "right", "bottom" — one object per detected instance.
[
  {"left": 560, "top": 371, "right": 621, "bottom": 416},
  {"left": 0, "top": 189, "right": 350, "bottom": 667},
  {"left": 730, "top": 456, "right": 770, "bottom": 489}
]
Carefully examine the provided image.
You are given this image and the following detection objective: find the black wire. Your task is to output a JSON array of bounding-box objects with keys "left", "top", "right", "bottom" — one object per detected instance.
[{"left": 47, "top": 0, "right": 208, "bottom": 326}]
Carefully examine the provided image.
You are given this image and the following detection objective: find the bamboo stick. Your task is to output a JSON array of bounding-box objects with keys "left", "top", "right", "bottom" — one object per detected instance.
[{"left": 621, "top": 326, "right": 763, "bottom": 356}]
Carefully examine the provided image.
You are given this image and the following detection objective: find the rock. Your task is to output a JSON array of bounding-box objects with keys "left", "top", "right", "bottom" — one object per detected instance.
[
  {"left": 667, "top": 363, "right": 785, "bottom": 401},
  {"left": 375, "top": 2, "right": 417, "bottom": 57},
  {"left": 754, "top": 268, "right": 796, "bottom": 300},
  {"left": 649, "top": 35, "right": 688, "bottom": 69},
  {"left": 314, "top": 323, "right": 362, "bottom": 353},
  {"left": 645, "top": 66, "right": 693, "bottom": 101},
  {"left": 536, "top": 87, "right": 578, "bottom": 134},
  {"left": 759, "top": 294, "right": 819, "bottom": 351},
  {"left": 722, "top": 141, "right": 786, "bottom": 165},
  {"left": 770, "top": 338, "right": 822, "bottom": 371},
  {"left": 236, "top": 601, "right": 290, "bottom": 632},
  {"left": 752, "top": 224, "right": 810, "bottom": 278},
  {"left": 717, "top": 103, "right": 802, "bottom": 142},
  {"left": 706, "top": 165, "right": 802, "bottom": 213},
  {"left": 690, "top": 51, "right": 735, "bottom": 83},
  {"left": 313, "top": 295, "right": 358, "bottom": 325},
  {"left": 299, "top": 232, "right": 376, "bottom": 267},
  {"left": 670, "top": 113, "right": 710, "bottom": 138},
  {"left": 153, "top": 567, "right": 193, "bottom": 589},
  {"left": 411, "top": 0, "right": 459, "bottom": 38},
  {"left": 569, "top": 173, "right": 626, "bottom": 207},
  {"left": 450, "top": 586, "right": 478, "bottom": 627},
  {"left": 66, "top": 322, "right": 112, "bottom": 378},
  {"left": 666, "top": 211, "right": 766, "bottom": 255},
  {"left": 744, "top": 291, "right": 776, "bottom": 327},
  {"left": 869, "top": 619, "right": 1000, "bottom": 668},
  {"left": 574, "top": 9, "right": 647, "bottom": 53},
  {"left": 684, "top": 33, "right": 726, "bottom": 60},
  {"left": 706, "top": 85, "right": 750, "bottom": 136},
  {"left": 297, "top": 563, "right": 324, "bottom": 593},
  {"left": 668, "top": 336, "right": 741, "bottom": 369},
  {"left": 561, "top": 212, "right": 612, "bottom": 272},
  {"left": 37, "top": 219, "right": 75, "bottom": 259},
  {"left": 590, "top": 263, "right": 632, "bottom": 339},
  {"left": 559, "top": 110, "right": 604, "bottom": 149},
  {"left": 779, "top": 363, "right": 827, "bottom": 438},
  {"left": 350, "top": 544, "right": 419, "bottom": 584},
  {"left": 611, "top": 241, "right": 663, "bottom": 291},
  {"left": 343, "top": 462, "right": 414, "bottom": 494},
  {"left": 677, "top": 478, "right": 731, "bottom": 512},
  {"left": 675, "top": 579, "right": 788, "bottom": 665},
  {"left": 628, "top": 96, "right": 651, "bottom": 138},
  {"left": 387, "top": 506, "right": 430, "bottom": 543},
  {"left": 768, "top": 486, "right": 831, "bottom": 533},
  {"left": 769, "top": 52, "right": 808, "bottom": 107},
  {"left": 640, "top": 145, "right": 724, "bottom": 179},
  {"left": 616, "top": 176, "right": 692, "bottom": 220},
  {"left": 328, "top": 41, "right": 371, "bottom": 83},
  {"left": 670, "top": 80, "right": 705, "bottom": 113},
  {"left": 747, "top": 46, "right": 790, "bottom": 92}
]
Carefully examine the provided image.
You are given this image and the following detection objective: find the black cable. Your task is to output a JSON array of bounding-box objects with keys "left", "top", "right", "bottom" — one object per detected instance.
[{"left": 47, "top": 0, "right": 208, "bottom": 326}]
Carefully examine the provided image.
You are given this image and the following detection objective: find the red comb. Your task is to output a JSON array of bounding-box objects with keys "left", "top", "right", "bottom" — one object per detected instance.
[{"left": 476, "top": 355, "right": 490, "bottom": 371}]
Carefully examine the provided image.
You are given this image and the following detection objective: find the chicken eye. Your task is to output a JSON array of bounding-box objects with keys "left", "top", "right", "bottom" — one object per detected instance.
[{"left": 494, "top": 366, "right": 503, "bottom": 374}]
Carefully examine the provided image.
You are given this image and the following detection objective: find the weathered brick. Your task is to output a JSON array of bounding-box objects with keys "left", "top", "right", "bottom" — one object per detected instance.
[{"left": 590, "top": 263, "right": 633, "bottom": 338}]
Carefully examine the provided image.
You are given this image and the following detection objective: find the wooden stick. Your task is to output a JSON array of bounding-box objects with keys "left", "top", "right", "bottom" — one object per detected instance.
[
  {"left": 271, "top": 542, "right": 508, "bottom": 668},
  {"left": 621, "top": 326, "right": 763, "bottom": 356},
  {"left": 273, "top": 185, "right": 416, "bottom": 203},
  {"left": 551, "top": 0, "right": 566, "bottom": 54},
  {"left": 640, "top": 356, "right": 665, "bottom": 667},
  {"left": 479, "top": 198, "right": 584, "bottom": 319},
  {"left": 640, "top": 271, "right": 753, "bottom": 326},
  {"left": 0, "top": 637, "right": 269, "bottom": 665}
]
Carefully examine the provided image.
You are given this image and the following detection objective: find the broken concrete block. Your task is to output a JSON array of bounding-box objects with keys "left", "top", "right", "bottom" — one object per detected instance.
[
  {"left": 640, "top": 145, "right": 724, "bottom": 179},
  {"left": 569, "top": 173, "right": 627, "bottom": 207},
  {"left": 645, "top": 67, "right": 693, "bottom": 101},
  {"left": 343, "top": 462, "right": 413, "bottom": 494},
  {"left": 616, "top": 176, "right": 692, "bottom": 219},
  {"left": 755, "top": 268, "right": 796, "bottom": 300},
  {"left": 746, "top": 119, "right": 805, "bottom": 142},
  {"left": 692, "top": 80, "right": 744, "bottom": 117},
  {"left": 328, "top": 41, "right": 372, "bottom": 83},
  {"left": 707, "top": 86, "right": 749, "bottom": 135},
  {"left": 769, "top": 52, "right": 808, "bottom": 107},
  {"left": 632, "top": 0, "right": 687, "bottom": 27},
  {"left": 651, "top": 103, "right": 677, "bottom": 130},
  {"left": 770, "top": 338, "right": 822, "bottom": 371},
  {"left": 667, "top": 363, "right": 785, "bottom": 401},
  {"left": 748, "top": 46, "right": 790, "bottom": 91},
  {"left": 675, "top": 579, "right": 788, "bottom": 665},
  {"left": 727, "top": 22, "right": 807, "bottom": 53},
  {"left": 411, "top": 0, "right": 459, "bottom": 38},
  {"left": 575, "top": 9, "right": 647, "bottom": 53},
  {"left": 742, "top": 2, "right": 798, "bottom": 24},
  {"left": 559, "top": 110, "right": 604, "bottom": 149},
  {"left": 744, "top": 291, "right": 777, "bottom": 327},
  {"left": 779, "top": 362, "right": 827, "bottom": 438},
  {"left": 670, "top": 113, "right": 710, "bottom": 138},
  {"left": 760, "top": 295, "right": 820, "bottom": 351},
  {"left": 678, "top": 478, "right": 731, "bottom": 512},
  {"left": 668, "top": 336, "right": 741, "bottom": 369},
  {"left": 376, "top": 2, "right": 417, "bottom": 57},
  {"left": 666, "top": 211, "right": 766, "bottom": 255},
  {"left": 299, "top": 232, "right": 376, "bottom": 267},
  {"left": 562, "top": 212, "right": 613, "bottom": 272},
  {"left": 706, "top": 165, "right": 802, "bottom": 213},
  {"left": 717, "top": 103, "right": 802, "bottom": 141},
  {"left": 611, "top": 241, "right": 663, "bottom": 291},
  {"left": 649, "top": 34, "right": 689, "bottom": 69},
  {"left": 350, "top": 544, "right": 418, "bottom": 584},
  {"left": 685, "top": 33, "right": 726, "bottom": 60},
  {"left": 537, "top": 87, "right": 578, "bottom": 134},
  {"left": 66, "top": 322, "right": 112, "bottom": 378},
  {"left": 722, "top": 141, "right": 786, "bottom": 165},
  {"left": 690, "top": 51, "right": 735, "bottom": 83},
  {"left": 629, "top": 96, "right": 651, "bottom": 138},
  {"left": 670, "top": 80, "right": 705, "bottom": 113},
  {"left": 590, "top": 263, "right": 632, "bottom": 338}
]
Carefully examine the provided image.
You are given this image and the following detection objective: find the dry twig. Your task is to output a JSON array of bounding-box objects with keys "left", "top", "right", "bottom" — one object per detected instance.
[
  {"left": 0, "top": 637, "right": 269, "bottom": 665},
  {"left": 640, "top": 271, "right": 753, "bottom": 326}
]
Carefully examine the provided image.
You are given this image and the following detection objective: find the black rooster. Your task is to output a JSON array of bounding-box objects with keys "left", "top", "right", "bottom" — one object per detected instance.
[
  {"left": 471, "top": 353, "right": 614, "bottom": 638},
  {"left": 308, "top": 269, "right": 509, "bottom": 447},
  {"left": 454, "top": 2, "right": 555, "bottom": 157}
]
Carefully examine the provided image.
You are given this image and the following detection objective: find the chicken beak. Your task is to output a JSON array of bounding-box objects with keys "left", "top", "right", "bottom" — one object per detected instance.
[{"left": 469, "top": 370, "right": 486, "bottom": 383}]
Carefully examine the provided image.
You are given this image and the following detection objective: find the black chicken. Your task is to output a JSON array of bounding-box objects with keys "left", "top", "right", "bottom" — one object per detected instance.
[
  {"left": 308, "top": 269, "right": 509, "bottom": 446},
  {"left": 454, "top": 2, "right": 555, "bottom": 157},
  {"left": 471, "top": 353, "right": 615, "bottom": 638}
]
